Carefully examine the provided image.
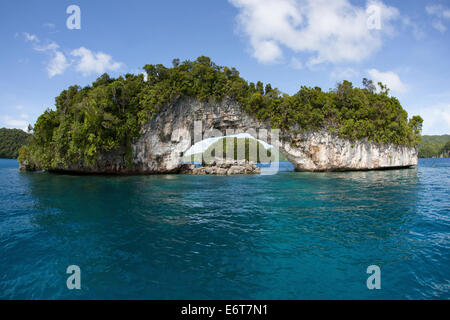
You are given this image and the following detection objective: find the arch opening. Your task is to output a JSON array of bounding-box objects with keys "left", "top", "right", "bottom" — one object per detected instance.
[{"left": 181, "top": 134, "right": 295, "bottom": 173}]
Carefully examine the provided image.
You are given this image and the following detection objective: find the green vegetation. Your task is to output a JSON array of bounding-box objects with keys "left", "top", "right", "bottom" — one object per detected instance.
[
  {"left": 0, "top": 128, "right": 30, "bottom": 159},
  {"left": 442, "top": 141, "right": 450, "bottom": 157},
  {"left": 19, "top": 56, "right": 423, "bottom": 170},
  {"left": 418, "top": 135, "right": 450, "bottom": 158}
]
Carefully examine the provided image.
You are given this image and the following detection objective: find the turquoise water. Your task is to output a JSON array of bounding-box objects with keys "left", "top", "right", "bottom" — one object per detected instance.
[{"left": 0, "top": 158, "right": 449, "bottom": 299}]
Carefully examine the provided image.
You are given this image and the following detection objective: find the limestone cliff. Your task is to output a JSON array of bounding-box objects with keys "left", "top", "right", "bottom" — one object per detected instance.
[{"left": 45, "top": 98, "right": 417, "bottom": 174}]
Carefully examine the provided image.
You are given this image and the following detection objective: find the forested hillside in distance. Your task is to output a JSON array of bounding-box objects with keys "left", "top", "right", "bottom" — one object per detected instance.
[
  {"left": 418, "top": 135, "right": 450, "bottom": 158},
  {"left": 0, "top": 128, "right": 30, "bottom": 158}
]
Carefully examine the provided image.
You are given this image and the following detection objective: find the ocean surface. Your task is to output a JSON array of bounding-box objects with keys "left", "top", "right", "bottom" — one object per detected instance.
[{"left": 0, "top": 158, "right": 449, "bottom": 299}]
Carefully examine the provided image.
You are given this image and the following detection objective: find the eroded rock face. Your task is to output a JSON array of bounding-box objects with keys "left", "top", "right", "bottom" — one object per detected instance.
[
  {"left": 130, "top": 98, "right": 270, "bottom": 173},
  {"left": 280, "top": 130, "right": 418, "bottom": 171},
  {"left": 130, "top": 98, "right": 417, "bottom": 173},
  {"left": 47, "top": 97, "right": 418, "bottom": 174}
]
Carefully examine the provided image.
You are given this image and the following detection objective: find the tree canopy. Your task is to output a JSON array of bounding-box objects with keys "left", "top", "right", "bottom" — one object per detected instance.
[
  {"left": 19, "top": 56, "right": 423, "bottom": 170},
  {"left": 418, "top": 135, "right": 450, "bottom": 158},
  {"left": 0, "top": 128, "right": 30, "bottom": 159}
]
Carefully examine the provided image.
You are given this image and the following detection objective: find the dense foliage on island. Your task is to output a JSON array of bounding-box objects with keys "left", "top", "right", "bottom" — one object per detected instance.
[
  {"left": 0, "top": 128, "right": 30, "bottom": 159},
  {"left": 19, "top": 56, "right": 423, "bottom": 170},
  {"left": 418, "top": 135, "right": 450, "bottom": 158}
]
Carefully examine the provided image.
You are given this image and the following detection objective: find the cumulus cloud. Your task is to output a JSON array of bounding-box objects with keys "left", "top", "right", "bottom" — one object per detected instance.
[
  {"left": 21, "top": 33, "right": 123, "bottom": 77},
  {"left": 229, "top": 0, "right": 399, "bottom": 66},
  {"left": 426, "top": 4, "right": 450, "bottom": 33},
  {"left": 47, "top": 51, "right": 70, "bottom": 78},
  {"left": 21, "top": 33, "right": 69, "bottom": 78},
  {"left": 35, "top": 42, "right": 69, "bottom": 78},
  {"left": 71, "top": 47, "right": 122, "bottom": 76},
  {"left": 367, "top": 69, "right": 407, "bottom": 93}
]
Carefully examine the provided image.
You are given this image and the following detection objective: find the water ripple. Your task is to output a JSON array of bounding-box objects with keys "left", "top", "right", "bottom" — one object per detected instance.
[{"left": 0, "top": 158, "right": 449, "bottom": 299}]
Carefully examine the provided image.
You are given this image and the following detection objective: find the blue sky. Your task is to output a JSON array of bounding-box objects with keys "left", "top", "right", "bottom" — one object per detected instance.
[{"left": 1, "top": 0, "right": 449, "bottom": 134}]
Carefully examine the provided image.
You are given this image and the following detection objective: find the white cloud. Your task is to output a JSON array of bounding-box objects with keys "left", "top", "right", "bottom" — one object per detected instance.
[
  {"left": 47, "top": 51, "right": 70, "bottom": 78},
  {"left": 15, "top": 105, "right": 24, "bottom": 110},
  {"left": 22, "top": 34, "right": 69, "bottom": 78},
  {"left": 254, "top": 40, "right": 283, "bottom": 63},
  {"left": 22, "top": 33, "right": 122, "bottom": 77},
  {"left": 229, "top": 0, "right": 399, "bottom": 66},
  {"left": 1, "top": 116, "right": 28, "bottom": 131},
  {"left": 71, "top": 47, "right": 122, "bottom": 75},
  {"left": 35, "top": 42, "right": 69, "bottom": 78},
  {"left": 23, "top": 32, "right": 39, "bottom": 43},
  {"left": 426, "top": 5, "right": 450, "bottom": 33},
  {"left": 34, "top": 41, "right": 60, "bottom": 52},
  {"left": 367, "top": 69, "right": 407, "bottom": 93},
  {"left": 420, "top": 104, "right": 450, "bottom": 135},
  {"left": 19, "top": 114, "right": 29, "bottom": 119}
]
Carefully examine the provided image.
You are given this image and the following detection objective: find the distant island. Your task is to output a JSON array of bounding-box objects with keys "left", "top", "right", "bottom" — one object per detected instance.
[
  {"left": 418, "top": 135, "right": 450, "bottom": 158},
  {"left": 17, "top": 57, "right": 425, "bottom": 173},
  {"left": 0, "top": 128, "right": 30, "bottom": 159}
]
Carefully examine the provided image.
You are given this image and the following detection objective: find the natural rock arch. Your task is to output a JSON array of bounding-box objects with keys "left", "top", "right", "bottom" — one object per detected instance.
[{"left": 128, "top": 98, "right": 417, "bottom": 174}]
